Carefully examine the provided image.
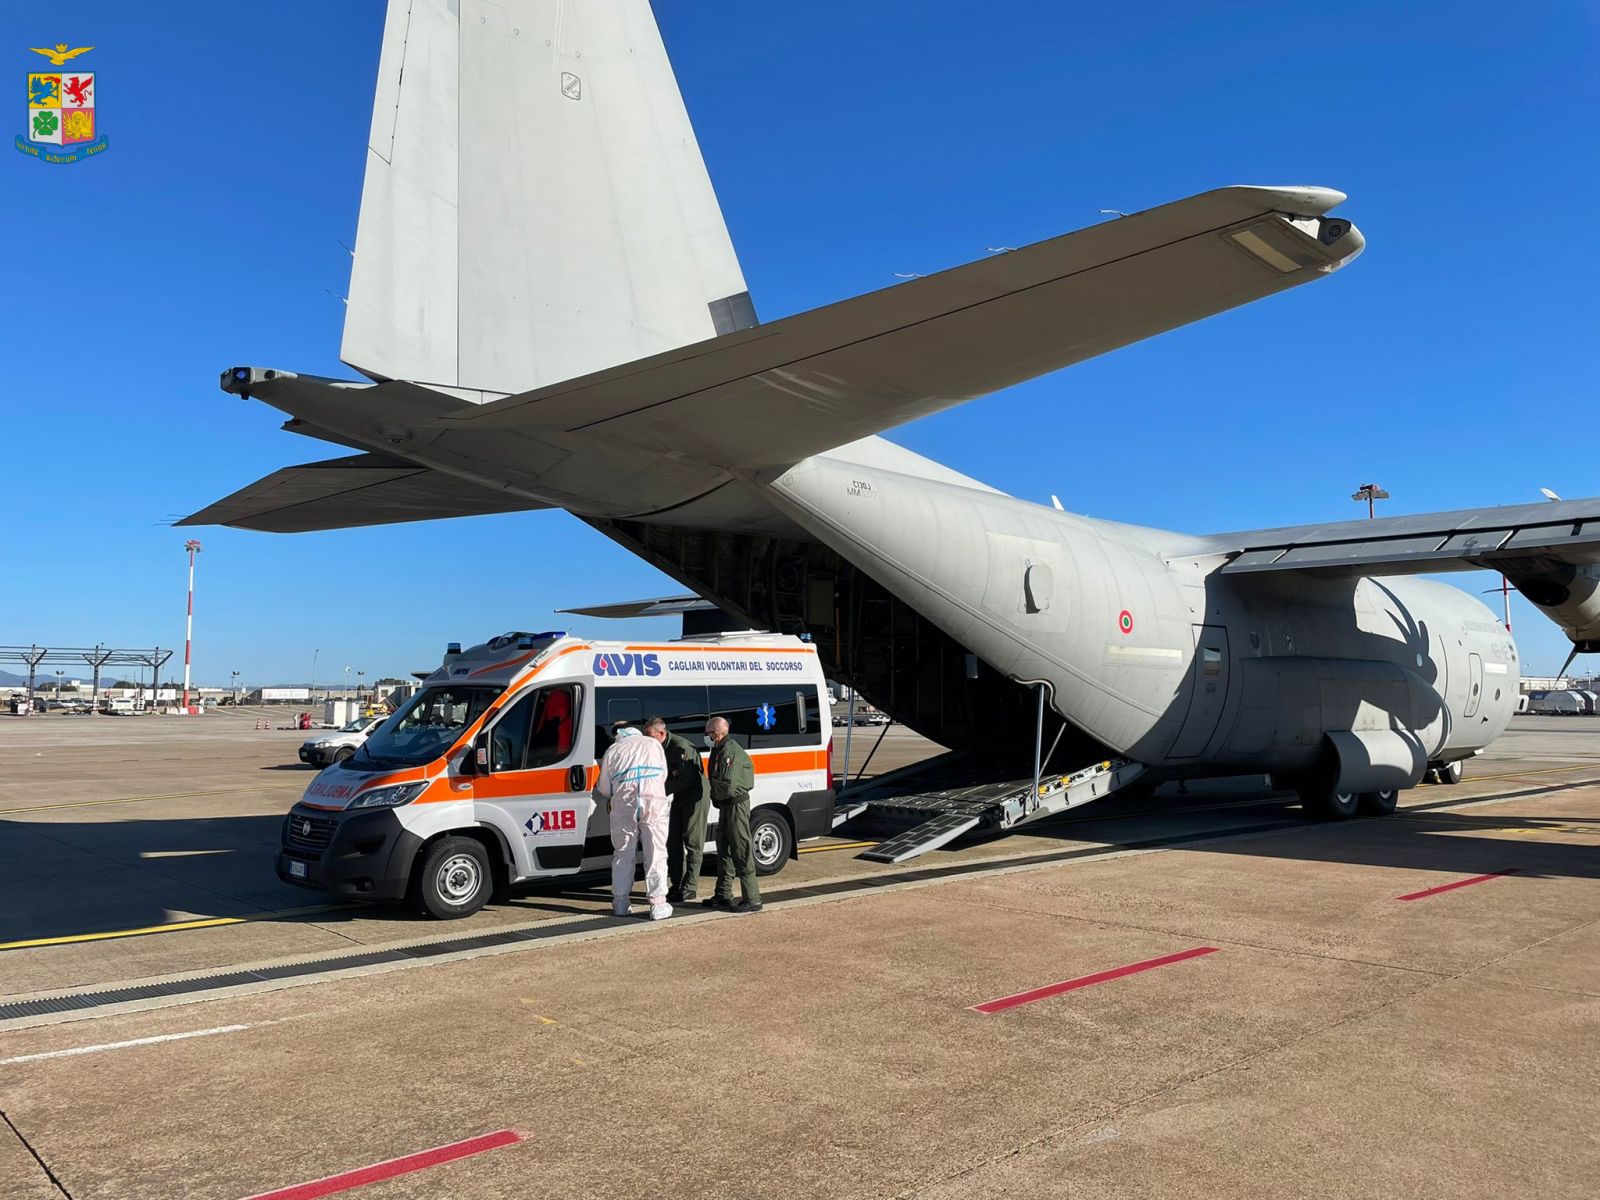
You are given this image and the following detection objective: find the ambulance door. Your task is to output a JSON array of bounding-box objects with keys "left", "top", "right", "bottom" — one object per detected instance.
[
  {"left": 583, "top": 683, "right": 711, "bottom": 870},
  {"left": 475, "top": 683, "right": 590, "bottom": 878}
]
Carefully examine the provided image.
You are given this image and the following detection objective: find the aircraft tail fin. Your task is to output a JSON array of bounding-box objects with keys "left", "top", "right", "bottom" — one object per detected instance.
[{"left": 341, "top": 0, "right": 754, "bottom": 396}]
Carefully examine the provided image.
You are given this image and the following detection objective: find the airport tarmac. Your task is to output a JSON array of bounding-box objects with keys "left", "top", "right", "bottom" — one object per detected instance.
[{"left": 1, "top": 714, "right": 1597, "bottom": 1197}]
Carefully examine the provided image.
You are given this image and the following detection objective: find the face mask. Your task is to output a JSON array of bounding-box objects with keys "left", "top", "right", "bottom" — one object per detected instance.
[{"left": 704, "top": 734, "right": 716, "bottom": 748}]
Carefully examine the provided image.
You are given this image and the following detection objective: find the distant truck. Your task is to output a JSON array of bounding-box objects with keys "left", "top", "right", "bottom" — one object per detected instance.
[
  {"left": 277, "top": 629, "right": 835, "bottom": 917},
  {"left": 298, "top": 714, "right": 386, "bottom": 767},
  {"left": 1526, "top": 690, "right": 1584, "bottom": 716}
]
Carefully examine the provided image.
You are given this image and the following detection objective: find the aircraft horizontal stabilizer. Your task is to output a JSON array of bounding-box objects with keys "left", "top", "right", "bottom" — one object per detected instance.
[
  {"left": 557, "top": 596, "right": 717, "bottom": 619},
  {"left": 176, "top": 453, "right": 551, "bottom": 534},
  {"left": 434, "top": 186, "right": 1362, "bottom": 480}
]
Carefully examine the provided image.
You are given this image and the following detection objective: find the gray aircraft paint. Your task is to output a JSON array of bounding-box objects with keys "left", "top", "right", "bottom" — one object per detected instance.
[{"left": 188, "top": 0, "right": 1599, "bottom": 805}]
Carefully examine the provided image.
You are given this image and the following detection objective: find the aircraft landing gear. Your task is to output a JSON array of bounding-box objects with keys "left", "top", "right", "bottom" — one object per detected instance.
[
  {"left": 1298, "top": 778, "right": 1401, "bottom": 820},
  {"left": 1298, "top": 783, "right": 1360, "bottom": 821},
  {"left": 1357, "top": 788, "right": 1399, "bottom": 816},
  {"left": 1428, "top": 760, "right": 1464, "bottom": 785}
]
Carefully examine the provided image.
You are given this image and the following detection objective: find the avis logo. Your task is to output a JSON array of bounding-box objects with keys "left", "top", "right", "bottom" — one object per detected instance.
[
  {"left": 524, "top": 810, "right": 578, "bottom": 836},
  {"left": 592, "top": 652, "right": 661, "bottom": 677}
]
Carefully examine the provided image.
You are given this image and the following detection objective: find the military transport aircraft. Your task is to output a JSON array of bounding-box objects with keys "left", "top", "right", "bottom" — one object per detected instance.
[{"left": 185, "top": 0, "right": 1600, "bottom": 821}]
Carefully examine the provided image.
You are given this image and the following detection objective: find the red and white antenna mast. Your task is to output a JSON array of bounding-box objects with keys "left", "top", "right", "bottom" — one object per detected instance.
[{"left": 182, "top": 539, "right": 203, "bottom": 711}]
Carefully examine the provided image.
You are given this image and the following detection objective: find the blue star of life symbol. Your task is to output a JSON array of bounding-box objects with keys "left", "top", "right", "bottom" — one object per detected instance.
[{"left": 755, "top": 702, "right": 776, "bottom": 731}]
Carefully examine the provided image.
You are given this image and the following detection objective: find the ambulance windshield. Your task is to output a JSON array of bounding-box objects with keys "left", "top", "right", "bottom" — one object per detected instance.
[{"left": 353, "top": 685, "right": 501, "bottom": 769}]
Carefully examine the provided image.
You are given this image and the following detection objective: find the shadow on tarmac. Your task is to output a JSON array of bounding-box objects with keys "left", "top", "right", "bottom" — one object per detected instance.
[{"left": 2, "top": 776, "right": 1596, "bottom": 948}]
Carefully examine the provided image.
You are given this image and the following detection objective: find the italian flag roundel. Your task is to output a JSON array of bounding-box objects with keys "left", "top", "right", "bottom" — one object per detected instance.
[{"left": 1118, "top": 610, "right": 1134, "bottom": 635}]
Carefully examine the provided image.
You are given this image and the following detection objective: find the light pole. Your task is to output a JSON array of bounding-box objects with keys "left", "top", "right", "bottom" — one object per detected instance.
[
  {"left": 231, "top": 670, "right": 241, "bottom": 706},
  {"left": 310, "top": 648, "right": 320, "bottom": 703},
  {"left": 1351, "top": 483, "right": 1389, "bottom": 520},
  {"left": 357, "top": 669, "right": 365, "bottom": 702},
  {"left": 54, "top": 670, "right": 63, "bottom": 703},
  {"left": 343, "top": 665, "right": 351, "bottom": 699},
  {"left": 182, "top": 539, "right": 203, "bottom": 711}
]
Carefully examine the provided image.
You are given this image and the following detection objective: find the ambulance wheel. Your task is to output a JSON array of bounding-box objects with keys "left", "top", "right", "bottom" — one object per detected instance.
[
  {"left": 1299, "top": 785, "right": 1359, "bottom": 821},
  {"left": 1357, "top": 788, "right": 1399, "bottom": 816},
  {"left": 750, "top": 807, "right": 792, "bottom": 876},
  {"left": 1436, "top": 760, "right": 1463, "bottom": 785},
  {"left": 334, "top": 747, "right": 355, "bottom": 763},
  {"left": 415, "top": 836, "right": 491, "bottom": 919}
]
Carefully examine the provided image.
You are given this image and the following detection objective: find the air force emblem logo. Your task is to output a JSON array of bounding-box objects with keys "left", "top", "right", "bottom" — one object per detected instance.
[{"left": 17, "top": 43, "right": 108, "bottom": 163}]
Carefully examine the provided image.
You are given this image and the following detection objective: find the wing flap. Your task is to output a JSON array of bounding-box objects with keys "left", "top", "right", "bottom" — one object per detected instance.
[{"left": 178, "top": 453, "right": 550, "bottom": 533}]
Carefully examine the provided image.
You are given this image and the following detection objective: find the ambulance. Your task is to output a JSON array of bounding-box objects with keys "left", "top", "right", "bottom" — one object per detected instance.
[{"left": 276, "top": 630, "right": 835, "bottom": 917}]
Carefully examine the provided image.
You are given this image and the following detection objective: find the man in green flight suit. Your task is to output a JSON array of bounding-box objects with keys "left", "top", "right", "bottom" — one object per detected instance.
[
  {"left": 646, "top": 716, "right": 710, "bottom": 904},
  {"left": 703, "top": 715, "right": 761, "bottom": 914}
]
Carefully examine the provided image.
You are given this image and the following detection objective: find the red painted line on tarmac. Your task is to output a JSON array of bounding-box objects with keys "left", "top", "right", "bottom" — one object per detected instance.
[
  {"left": 240, "top": 1130, "right": 522, "bottom": 1200},
  {"left": 1396, "top": 868, "right": 1520, "bottom": 902},
  {"left": 970, "top": 946, "right": 1221, "bottom": 1014}
]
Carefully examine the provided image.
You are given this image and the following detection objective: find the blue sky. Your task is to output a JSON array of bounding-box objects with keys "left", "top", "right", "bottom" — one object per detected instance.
[{"left": 1, "top": 0, "right": 1596, "bottom": 687}]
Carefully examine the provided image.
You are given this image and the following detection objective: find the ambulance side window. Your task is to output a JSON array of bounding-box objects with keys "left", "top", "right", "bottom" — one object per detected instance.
[
  {"left": 490, "top": 692, "right": 536, "bottom": 772},
  {"left": 707, "top": 685, "right": 823, "bottom": 749},
  {"left": 526, "top": 685, "right": 580, "bottom": 768},
  {"left": 594, "top": 686, "right": 710, "bottom": 757}
]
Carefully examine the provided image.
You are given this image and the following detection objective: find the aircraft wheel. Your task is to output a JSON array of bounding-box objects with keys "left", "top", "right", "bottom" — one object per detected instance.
[
  {"left": 1357, "top": 789, "right": 1399, "bottom": 816},
  {"left": 1299, "top": 785, "right": 1359, "bottom": 821},
  {"left": 1436, "top": 760, "right": 1464, "bottom": 785}
]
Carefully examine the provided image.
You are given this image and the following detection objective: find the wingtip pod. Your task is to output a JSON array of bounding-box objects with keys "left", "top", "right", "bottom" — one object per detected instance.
[{"left": 1221, "top": 185, "right": 1349, "bottom": 216}]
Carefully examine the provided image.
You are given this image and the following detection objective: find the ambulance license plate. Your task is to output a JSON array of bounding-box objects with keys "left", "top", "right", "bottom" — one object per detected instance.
[{"left": 288, "top": 860, "right": 307, "bottom": 879}]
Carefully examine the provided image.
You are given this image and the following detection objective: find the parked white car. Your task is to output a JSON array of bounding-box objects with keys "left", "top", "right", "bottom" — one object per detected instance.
[{"left": 298, "top": 715, "right": 386, "bottom": 767}]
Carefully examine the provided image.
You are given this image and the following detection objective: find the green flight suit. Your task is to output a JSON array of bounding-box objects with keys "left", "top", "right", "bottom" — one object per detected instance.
[
  {"left": 664, "top": 731, "right": 710, "bottom": 899},
  {"left": 708, "top": 735, "right": 760, "bottom": 904}
]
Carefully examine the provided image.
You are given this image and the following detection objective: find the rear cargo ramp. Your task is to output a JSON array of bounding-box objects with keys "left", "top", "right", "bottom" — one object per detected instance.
[{"left": 858, "top": 758, "right": 1146, "bottom": 863}]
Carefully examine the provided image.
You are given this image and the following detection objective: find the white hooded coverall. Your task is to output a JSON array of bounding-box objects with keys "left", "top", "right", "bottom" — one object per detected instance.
[{"left": 595, "top": 728, "right": 671, "bottom": 906}]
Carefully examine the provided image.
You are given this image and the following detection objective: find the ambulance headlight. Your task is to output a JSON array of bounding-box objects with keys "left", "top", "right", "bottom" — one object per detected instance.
[{"left": 349, "top": 782, "right": 426, "bottom": 809}]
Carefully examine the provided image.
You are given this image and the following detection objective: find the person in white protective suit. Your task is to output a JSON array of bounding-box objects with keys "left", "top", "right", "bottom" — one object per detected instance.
[{"left": 593, "top": 723, "right": 673, "bottom": 920}]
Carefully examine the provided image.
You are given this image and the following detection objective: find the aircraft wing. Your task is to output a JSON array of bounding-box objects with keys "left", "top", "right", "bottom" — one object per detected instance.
[
  {"left": 176, "top": 453, "right": 550, "bottom": 533},
  {"left": 1208, "top": 498, "right": 1600, "bottom": 577},
  {"left": 432, "top": 185, "right": 1363, "bottom": 475}
]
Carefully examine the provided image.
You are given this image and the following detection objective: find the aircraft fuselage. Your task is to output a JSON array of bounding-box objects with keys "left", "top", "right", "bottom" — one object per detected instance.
[{"left": 765, "top": 449, "right": 1518, "bottom": 785}]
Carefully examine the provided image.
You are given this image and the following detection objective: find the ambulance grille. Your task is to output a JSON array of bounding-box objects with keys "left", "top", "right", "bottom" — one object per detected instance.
[{"left": 286, "top": 814, "right": 336, "bottom": 852}]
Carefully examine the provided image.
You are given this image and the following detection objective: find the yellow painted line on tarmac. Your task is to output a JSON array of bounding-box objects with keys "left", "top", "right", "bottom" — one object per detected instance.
[
  {"left": 0, "top": 784, "right": 299, "bottom": 817},
  {"left": 799, "top": 840, "right": 880, "bottom": 854},
  {"left": 0, "top": 903, "right": 349, "bottom": 953},
  {"left": 1464, "top": 762, "right": 1600, "bottom": 784},
  {"left": 1496, "top": 823, "right": 1599, "bottom": 837},
  {"left": 0, "top": 917, "right": 245, "bottom": 950}
]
